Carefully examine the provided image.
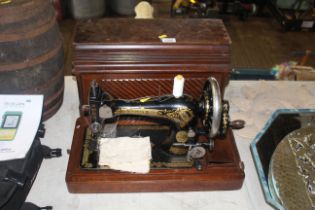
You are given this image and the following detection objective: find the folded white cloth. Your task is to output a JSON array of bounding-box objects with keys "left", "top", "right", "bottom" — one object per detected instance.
[{"left": 98, "top": 137, "right": 151, "bottom": 173}]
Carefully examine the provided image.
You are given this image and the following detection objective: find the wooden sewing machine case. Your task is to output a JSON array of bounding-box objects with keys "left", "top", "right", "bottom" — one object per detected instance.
[{"left": 66, "top": 18, "right": 245, "bottom": 193}]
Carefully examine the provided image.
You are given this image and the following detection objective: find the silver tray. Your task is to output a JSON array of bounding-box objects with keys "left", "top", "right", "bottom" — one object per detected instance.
[{"left": 250, "top": 109, "right": 315, "bottom": 209}]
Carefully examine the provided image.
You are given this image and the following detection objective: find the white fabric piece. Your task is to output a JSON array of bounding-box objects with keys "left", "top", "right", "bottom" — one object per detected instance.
[{"left": 98, "top": 136, "right": 151, "bottom": 173}]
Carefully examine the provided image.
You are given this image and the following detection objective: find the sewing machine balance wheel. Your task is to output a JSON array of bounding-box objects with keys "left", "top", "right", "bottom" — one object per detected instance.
[{"left": 200, "top": 77, "right": 223, "bottom": 149}]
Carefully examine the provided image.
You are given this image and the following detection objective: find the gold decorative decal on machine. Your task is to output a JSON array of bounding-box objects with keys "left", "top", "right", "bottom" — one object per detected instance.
[
  {"left": 114, "top": 107, "right": 194, "bottom": 128},
  {"left": 151, "top": 161, "right": 193, "bottom": 168},
  {"left": 81, "top": 128, "right": 94, "bottom": 168},
  {"left": 139, "top": 97, "right": 151, "bottom": 103},
  {"left": 169, "top": 146, "right": 188, "bottom": 155},
  {"left": 176, "top": 131, "right": 188, "bottom": 143}
]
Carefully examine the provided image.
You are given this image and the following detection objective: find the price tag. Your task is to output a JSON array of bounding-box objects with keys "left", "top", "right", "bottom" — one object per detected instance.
[
  {"left": 301, "top": 21, "right": 314, "bottom": 29},
  {"left": 161, "top": 38, "right": 177, "bottom": 43}
]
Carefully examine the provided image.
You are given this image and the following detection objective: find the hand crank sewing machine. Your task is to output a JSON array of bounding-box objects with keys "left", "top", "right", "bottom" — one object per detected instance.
[
  {"left": 66, "top": 76, "right": 245, "bottom": 193},
  {"left": 66, "top": 18, "right": 244, "bottom": 193},
  {"left": 80, "top": 76, "right": 243, "bottom": 170}
]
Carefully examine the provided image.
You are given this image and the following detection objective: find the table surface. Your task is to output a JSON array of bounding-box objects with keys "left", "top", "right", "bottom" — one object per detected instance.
[{"left": 27, "top": 76, "right": 315, "bottom": 210}]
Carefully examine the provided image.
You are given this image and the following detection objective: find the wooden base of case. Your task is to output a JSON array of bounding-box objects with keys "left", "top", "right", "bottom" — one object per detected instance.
[{"left": 66, "top": 117, "right": 245, "bottom": 193}]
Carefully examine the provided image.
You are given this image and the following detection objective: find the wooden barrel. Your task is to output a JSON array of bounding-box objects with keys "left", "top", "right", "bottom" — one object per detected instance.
[
  {"left": 0, "top": 0, "right": 64, "bottom": 120},
  {"left": 70, "top": 0, "right": 106, "bottom": 19}
]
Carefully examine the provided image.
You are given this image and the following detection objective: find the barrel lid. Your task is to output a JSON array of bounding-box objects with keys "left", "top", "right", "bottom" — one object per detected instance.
[{"left": 74, "top": 18, "right": 231, "bottom": 50}]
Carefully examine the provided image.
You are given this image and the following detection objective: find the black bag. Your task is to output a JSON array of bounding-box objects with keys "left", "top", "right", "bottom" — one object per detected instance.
[
  {"left": 20, "top": 202, "right": 52, "bottom": 210},
  {"left": 0, "top": 124, "right": 61, "bottom": 210}
]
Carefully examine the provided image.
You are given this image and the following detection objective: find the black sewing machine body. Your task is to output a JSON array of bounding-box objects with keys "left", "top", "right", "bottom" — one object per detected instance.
[
  {"left": 82, "top": 77, "right": 230, "bottom": 169},
  {"left": 107, "top": 94, "right": 197, "bottom": 129}
]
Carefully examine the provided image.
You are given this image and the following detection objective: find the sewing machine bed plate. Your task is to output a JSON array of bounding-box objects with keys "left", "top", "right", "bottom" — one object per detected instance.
[{"left": 66, "top": 117, "right": 245, "bottom": 193}]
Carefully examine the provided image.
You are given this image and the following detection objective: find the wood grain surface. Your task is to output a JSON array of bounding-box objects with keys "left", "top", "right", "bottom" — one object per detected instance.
[{"left": 66, "top": 117, "right": 245, "bottom": 193}]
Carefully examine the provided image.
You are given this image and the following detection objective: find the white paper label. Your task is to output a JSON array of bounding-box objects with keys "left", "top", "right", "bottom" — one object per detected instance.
[
  {"left": 161, "top": 38, "right": 176, "bottom": 43},
  {"left": 301, "top": 21, "right": 314, "bottom": 29}
]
